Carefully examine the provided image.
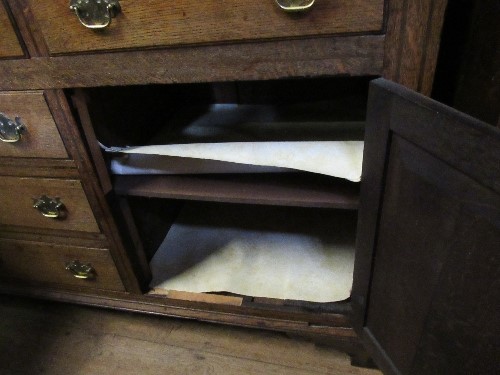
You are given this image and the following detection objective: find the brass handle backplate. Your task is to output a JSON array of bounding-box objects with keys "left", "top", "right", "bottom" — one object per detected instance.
[
  {"left": 66, "top": 260, "right": 96, "bottom": 279},
  {"left": 33, "top": 196, "right": 65, "bottom": 219},
  {"left": 69, "top": 0, "right": 121, "bottom": 29},
  {"left": 275, "top": 0, "right": 315, "bottom": 12},
  {"left": 0, "top": 113, "right": 26, "bottom": 143}
]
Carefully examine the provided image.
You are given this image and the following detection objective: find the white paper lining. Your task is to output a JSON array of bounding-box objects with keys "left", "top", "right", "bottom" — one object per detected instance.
[
  {"left": 150, "top": 203, "right": 355, "bottom": 302},
  {"left": 107, "top": 141, "right": 364, "bottom": 182},
  {"left": 108, "top": 153, "right": 290, "bottom": 175}
]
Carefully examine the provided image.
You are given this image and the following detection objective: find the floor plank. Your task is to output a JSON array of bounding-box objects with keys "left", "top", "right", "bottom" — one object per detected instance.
[{"left": 0, "top": 295, "right": 380, "bottom": 375}]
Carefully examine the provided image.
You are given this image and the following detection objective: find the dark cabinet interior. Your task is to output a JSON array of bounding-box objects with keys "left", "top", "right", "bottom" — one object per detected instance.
[{"left": 71, "top": 76, "right": 372, "bottom": 318}]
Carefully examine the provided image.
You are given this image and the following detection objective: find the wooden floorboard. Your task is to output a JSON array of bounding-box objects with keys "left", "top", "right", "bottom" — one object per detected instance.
[{"left": 0, "top": 295, "right": 380, "bottom": 375}]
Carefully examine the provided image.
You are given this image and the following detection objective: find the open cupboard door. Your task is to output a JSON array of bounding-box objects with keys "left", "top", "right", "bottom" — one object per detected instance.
[{"left": 352, "top": 79, "right": 499, "bottom": 375}]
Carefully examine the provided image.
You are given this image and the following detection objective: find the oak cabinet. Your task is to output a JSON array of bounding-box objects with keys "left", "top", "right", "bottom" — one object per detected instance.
[{"left": 2, "top": 1, "right": 498, "bottom": 374}]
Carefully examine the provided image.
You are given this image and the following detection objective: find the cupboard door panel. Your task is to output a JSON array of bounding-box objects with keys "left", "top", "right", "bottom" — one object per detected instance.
[{"left": 353, "top": 79, "right": 500, "bottom": 375}]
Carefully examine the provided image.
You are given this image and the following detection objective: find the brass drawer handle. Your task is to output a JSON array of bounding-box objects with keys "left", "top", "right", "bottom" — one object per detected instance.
[
  {"left": 66, "top": 260, "right": 96, "bottom": 279},
  {"left": 275, "top": 0, "right": 315, "bottom": 12},
  {"left": 69, "top": 0, "right": 121, "bottom": 29},
  {"left": 33, "top": 196, "right": 65, "bottom": 219},
  {"left": 0, "top": 113, "right": 26, "bottom": 143}
]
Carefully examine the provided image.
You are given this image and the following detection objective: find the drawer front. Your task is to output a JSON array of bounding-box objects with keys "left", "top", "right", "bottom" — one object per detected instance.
[
  {"left": 0, "top": 238, "right": 125, "bottom": 291},
  {"left": 0, "top": 176, "right": 101, "bottom": 233},
  {"left": 0, "top": 92, "right": 68, "bottom": 159},
  {"left": 0, "top": 2, "right": 23, "bottom": 58},
  {"left": 29, "top": 0, "right": 384, "bottom": 55}
]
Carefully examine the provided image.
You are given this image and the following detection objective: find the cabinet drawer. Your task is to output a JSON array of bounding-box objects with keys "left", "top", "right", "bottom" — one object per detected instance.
[
  {"left": 29, "top": 0, "right": 384, "bottom": 55},
  {"left": 0, "top": 2, "right": 23, "bottom": 58},
  {"left": 0, "top": 176, "right": 100, "bottom": 233},
  {"left": 0, "top": 92, "right": 68, "bottom": 159},
  {"left": 0, "top": 238, "right": 125, "bottom": 291}
]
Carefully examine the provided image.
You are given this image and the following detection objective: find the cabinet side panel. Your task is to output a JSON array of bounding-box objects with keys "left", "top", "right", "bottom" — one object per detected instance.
[{"left": 383, "top": 0, "right": 448, "bottom": 95}]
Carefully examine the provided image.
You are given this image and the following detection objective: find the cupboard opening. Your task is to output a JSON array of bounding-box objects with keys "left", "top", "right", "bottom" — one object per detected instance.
[{"left": 70, "top": 76, "right": 372, "bottom": 310}]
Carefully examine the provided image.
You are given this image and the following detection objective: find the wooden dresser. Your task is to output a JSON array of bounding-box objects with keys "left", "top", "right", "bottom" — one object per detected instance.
[{"left": 1, "top": 1, "right": 499, "bottom": 374}]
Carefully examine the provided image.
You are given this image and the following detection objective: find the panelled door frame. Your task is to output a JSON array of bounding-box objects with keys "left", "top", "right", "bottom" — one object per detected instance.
[{"left": 352, "top": 78, "right": 500, "bottom": 374}]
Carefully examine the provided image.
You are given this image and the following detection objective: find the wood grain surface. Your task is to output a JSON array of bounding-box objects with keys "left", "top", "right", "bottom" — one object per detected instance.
[
  {"left": 0, "top": 158, "right": 78, "bottom": 178},
  {"left": 1, "top": 281, "right": 359, "bottom": 337},
  {"left": 5, "top": 0, "right": 49, "bottom": 57},
  {"left": 0, "top": 295, "right": 381, "bottom": 375},
  {"left": 41, "top": 90, "right": 145, "bottom": 294},
  {"left": 0, "top": 1, "right": 23, "bottom": 58},
  {"left": 115, "top": 174, "right": 360, "bottom": 209},
  {"left": 367, "top": 136, "right": 499, "bottom": 374},
  {"left": 353, "top": 79, "right": 500, "bottom": 375},
  {"left": 0, "top": 228, "right": 108, "bottom": 249},
  {"left": 29, "top": 0, "right": 384, "bottom": 55},
  {"left": 383, "top": 0, "right": 448, "bottom": 95},
  {"left": 0, "top": 176, "right": 101, "bottom": 233},
  {"left": 0, "top": 239, "right": 125, "bottom": 291},
  {"left": 0, "top": 35, "right": 384, "bottom": 90},
  {"left": 0, "top": 91, "right": 68, "bottom": 158}
]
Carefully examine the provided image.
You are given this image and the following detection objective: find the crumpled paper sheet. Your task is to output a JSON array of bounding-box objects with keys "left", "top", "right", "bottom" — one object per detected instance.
[
  {"left": 150, "top": 203, "right": 355, "bottom": 302},
  {"left": 112, "top": 141, "right": 364, "bottom": 182}
]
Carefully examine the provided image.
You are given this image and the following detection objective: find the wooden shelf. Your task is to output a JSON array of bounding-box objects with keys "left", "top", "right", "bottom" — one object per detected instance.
[{"left": 114, "top": 173, "right": 359, "bottom": 209}]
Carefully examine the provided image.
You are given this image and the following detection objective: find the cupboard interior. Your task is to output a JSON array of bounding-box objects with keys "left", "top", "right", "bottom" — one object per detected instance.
[{"left": 73, "top": 76, "right": 372, "bottom": 309}]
